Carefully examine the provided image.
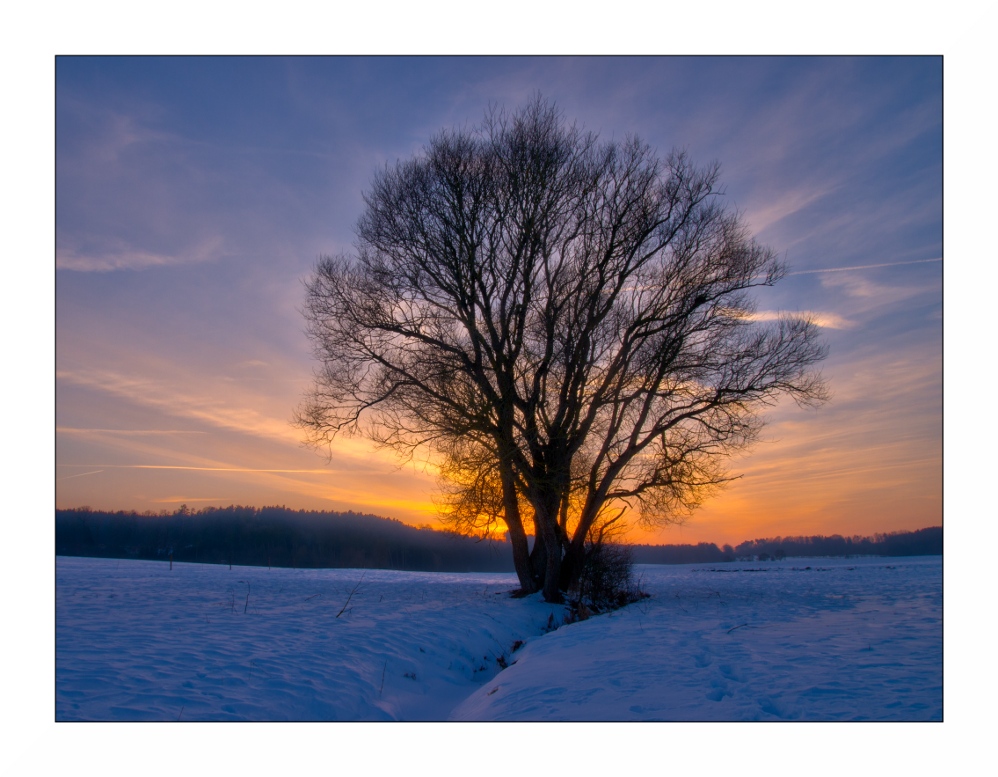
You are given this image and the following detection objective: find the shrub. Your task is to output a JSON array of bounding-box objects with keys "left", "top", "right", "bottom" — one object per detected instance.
[{"left": 569, "top": 542, "right": 646, "bottom": 615}]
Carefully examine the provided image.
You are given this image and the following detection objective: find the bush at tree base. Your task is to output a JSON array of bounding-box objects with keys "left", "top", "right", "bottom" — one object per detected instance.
[{"left": 567, "top": 542, "right": 647, "bottom": 618}]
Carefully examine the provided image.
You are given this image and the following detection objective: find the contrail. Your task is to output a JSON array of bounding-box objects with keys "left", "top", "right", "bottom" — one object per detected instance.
[
  {"left": 57, "top": 427, "right": 208, "bottom": 436},
  {"left": 129, "top": 465, "right": 332, "bottom": 473},
  {"left": 788, "top": 257, "right": 941, "bottom": 276},
  {"left": 57, "top": 469, "right": 105, "bottom": 481},
  {"left": 59, "top": 464, "right": 333, "bottom": 474}
]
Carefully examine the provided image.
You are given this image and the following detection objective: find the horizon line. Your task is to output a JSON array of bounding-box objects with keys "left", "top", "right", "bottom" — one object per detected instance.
[{"left": 54, "top": 503, "right": 941, "bottom": 547}]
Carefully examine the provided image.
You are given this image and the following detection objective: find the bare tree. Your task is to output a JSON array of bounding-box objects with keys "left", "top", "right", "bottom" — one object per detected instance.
[{"left": 297, "top": 97, "right": 827, "bottom": 602}]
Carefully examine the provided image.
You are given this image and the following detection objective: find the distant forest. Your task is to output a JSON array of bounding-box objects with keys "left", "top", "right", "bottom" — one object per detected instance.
[
  {"left": 55, "top": 505, "right": 511, "bottom": 573},
  {"left": 55, "top": 506, "right": 942, "bottom": 572},
  {"left": 726, "top": 527, "right": 942, "bottom": 560}
]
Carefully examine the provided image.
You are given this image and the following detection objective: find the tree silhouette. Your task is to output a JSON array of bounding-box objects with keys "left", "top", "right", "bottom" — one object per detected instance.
[{"left": 296, "top": 98, "right": 827, "bottom": 601}]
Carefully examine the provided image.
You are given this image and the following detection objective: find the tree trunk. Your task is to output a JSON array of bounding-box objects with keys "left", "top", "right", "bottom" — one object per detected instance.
[
  {"left": 560, "top": 498, "right": 602, "bottom": 590},
  {"left": 540, "top": 520, "right": 563, "bottom": 602},
  {"left": 507, "top": 519, "right": 535, "bottom": 593},
  {"left": 528, "top": 526, "right": 546, "bottom": 587},
  {"left": 500, "top": 458, "right": 537, "bottom": 593},
  {"left": 533, "top": 494, "right": 565, "bottom": 603},
  {"left": 559, "top": 540, "right": 585, "bottom": 592}
]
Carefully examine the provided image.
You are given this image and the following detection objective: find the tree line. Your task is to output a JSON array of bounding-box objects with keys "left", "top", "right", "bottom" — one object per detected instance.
[
  {"left": 55, "top": 505, "right": 512, "bottom": 572},
  {"left": 729, "top": 526, "right": 942, "bottom": 560},
  {"left": 630, "top": 527, "right": 942, "bottom": 563},
  {"left": 56, "top": 506, "right": 941, "bottom": 570}
]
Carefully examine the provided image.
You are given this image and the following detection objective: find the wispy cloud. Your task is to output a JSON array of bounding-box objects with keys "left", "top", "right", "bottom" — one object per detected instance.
[
  {"left": 742, "top": 186, "right": 836, "bottom": 235},
  {"left": 150, "top": 496, "right": 229, "bottom": 504},
  {"left": 818, "top": 270, "right": 940, "bottom": 315},
  {"left": 747, "top": 310, "right": 855, "bottom": 330},
  {"left": 56, "top": 368, "right": 299, "bottom": 446},
  {"left": 57, "top": 99, "right": 175, "bottom": 165},
  {"left": 56, "top": 366, "right": 397, "bottom": 468},
  {"left": 56, "top": 235, "right": 226, "bottom": 272}
]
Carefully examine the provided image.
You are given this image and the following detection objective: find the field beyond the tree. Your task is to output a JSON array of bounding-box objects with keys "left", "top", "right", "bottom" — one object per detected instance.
[{"left": 56, "top": 555, "right": 941, "bottom": 721}]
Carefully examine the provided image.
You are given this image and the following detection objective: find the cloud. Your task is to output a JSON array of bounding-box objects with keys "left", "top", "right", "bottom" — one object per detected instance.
[
  {"left": 57, "top": 97, "right": 175, "bottom": 165},
  {"left": 741, "top": 185, "right": 836, "bottom": 235},
  {"left": 644, "top": 328, "right": 941, "bottom": 545},
  {"left": 818, "top": 270, "right": 937, "bottom": 310},
  {"left": 55, "top": 366, "right": 396, "bottom": 467},
  {"left": 746, "top": 310, "right": 855, "bottom": 330},
  {"left": 57, "top": 367, "right": 300, "bottom": 446},
  {"left": 151, "top": 496, "right": 228, "bottom": 503},
  {"left": 150, "top": 496, "right": 229, "bottom": 504},
  {"left": 56, "top": 234, "right": 225, "bottom": 272}
]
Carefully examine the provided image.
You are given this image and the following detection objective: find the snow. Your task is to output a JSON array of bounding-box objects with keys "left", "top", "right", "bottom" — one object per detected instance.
[
  {"left": 453, "top": 557, "right": 942, "bottom": 721},
  {"left": 56, "top": 554, "right": 941, "bottom": 721}
]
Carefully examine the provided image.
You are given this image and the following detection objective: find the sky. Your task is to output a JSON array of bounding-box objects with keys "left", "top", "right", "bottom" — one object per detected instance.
[{"left": 54, "top": 56, "right": 942, "bottom": 546}]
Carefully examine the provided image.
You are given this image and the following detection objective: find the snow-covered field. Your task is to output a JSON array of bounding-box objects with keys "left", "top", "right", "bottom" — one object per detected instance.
[{"left": 56, "top": 554, "right": 941, "bottom": 721}]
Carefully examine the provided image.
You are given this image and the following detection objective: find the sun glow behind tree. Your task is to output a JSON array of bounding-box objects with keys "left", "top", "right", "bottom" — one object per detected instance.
[{"left": 296, "top": 99, "right": 828, "bottom": 600}]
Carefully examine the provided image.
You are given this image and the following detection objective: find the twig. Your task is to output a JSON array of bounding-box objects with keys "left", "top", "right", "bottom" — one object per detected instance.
[
  {"left": 177, "top": 706, "right": 184, "bottom": 721},
  {"left": 304, "top": 593, "right": 322, "bottom": 602},
  {"left": 243, "top": 583, "right": 251, "bottom": 614},
  {"left": 336, "top": 574, "right": 365, "bottom": 618},
  {"left": 727, "top": 623, "right": 748, "bottom": 634},
  {"left": 379, "top": 660, "right": 387, "bottom": 696}
]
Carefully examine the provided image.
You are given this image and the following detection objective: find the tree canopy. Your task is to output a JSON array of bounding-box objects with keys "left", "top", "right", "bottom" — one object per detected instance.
[{"left": 297, "top": 98, "right": 827, "bottom": 601}]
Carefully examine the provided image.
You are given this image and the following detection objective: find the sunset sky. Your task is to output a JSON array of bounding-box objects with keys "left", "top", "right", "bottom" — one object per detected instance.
[{"left": 55, "top": 56, "right": 942, "bottom": 546}]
